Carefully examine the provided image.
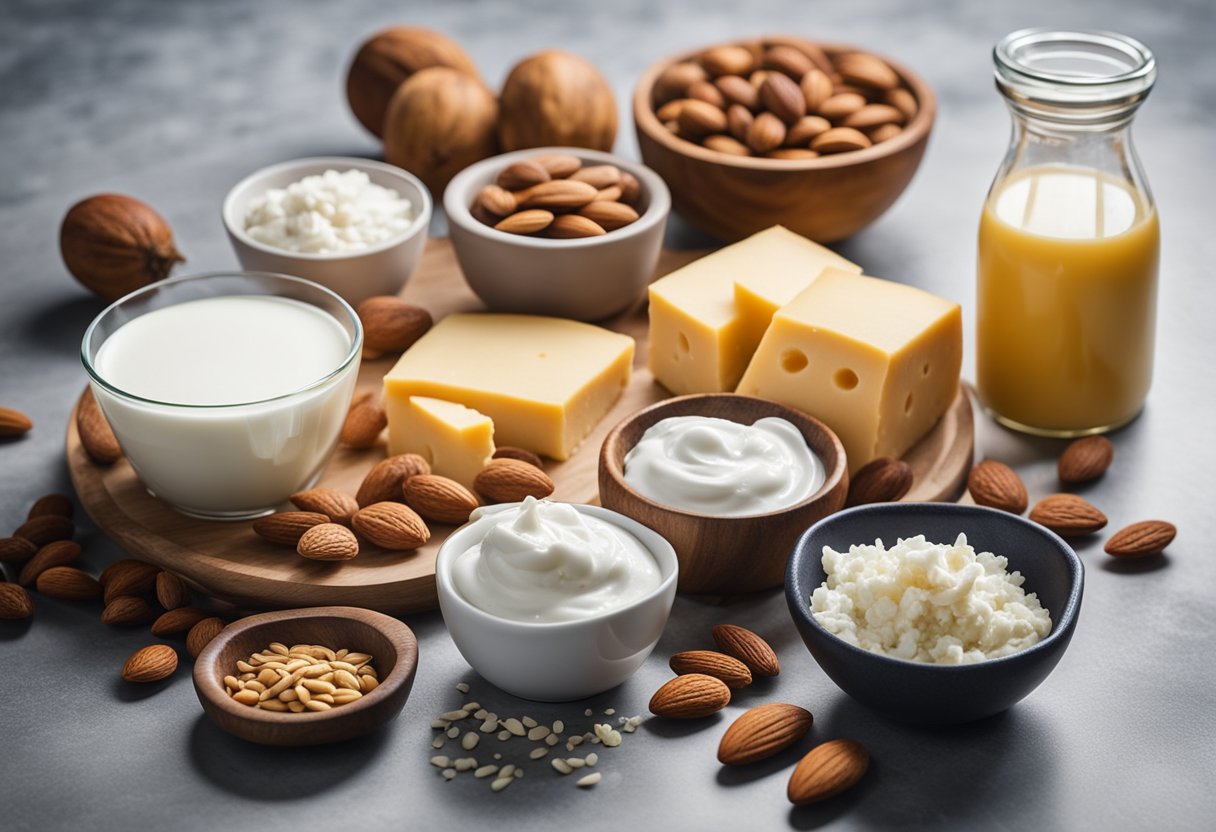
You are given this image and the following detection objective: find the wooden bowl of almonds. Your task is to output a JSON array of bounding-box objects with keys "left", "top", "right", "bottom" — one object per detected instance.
[
  {"left": 192, "top": 606, "right": 418, "bottom": 746},
  {"left": 634, "top": 36, "right": 936, "bottom": 242}
]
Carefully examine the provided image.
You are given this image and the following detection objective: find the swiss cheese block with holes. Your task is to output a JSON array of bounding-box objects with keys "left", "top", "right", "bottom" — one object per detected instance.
[
  {"left": 383, "top": 314, "right": 634, "bottom": 461},
  {"left": 387, "top": 396, "right": 495, "bottom": 489},
  {"left": 736, "top": 269, "right": 962, "bottom": 473},
  {"left": 648, "top": 226, "right": 859, "bottom": 395}
]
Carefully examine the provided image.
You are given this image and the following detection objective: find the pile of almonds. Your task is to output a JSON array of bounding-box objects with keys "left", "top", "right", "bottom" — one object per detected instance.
[
  {"left": 653, "top": 39, "right": 917, "bottom": 159},
  {"left": 472, "top": 153, "right": 642, "bottom": 239},
  {"left": 649, "top": 622, "right": 868, "bottom": 806}
]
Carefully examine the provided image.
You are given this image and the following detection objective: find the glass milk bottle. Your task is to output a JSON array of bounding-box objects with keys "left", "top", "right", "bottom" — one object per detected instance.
[{"left": 977, "top": 29, "right": 1159, "bottom": 436}]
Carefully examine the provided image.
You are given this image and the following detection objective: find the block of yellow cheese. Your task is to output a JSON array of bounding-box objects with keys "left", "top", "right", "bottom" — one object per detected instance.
[
  {"left": 387, "top": 396, "right": 495, "bottom": 490},
  {"left": 736, "top": 269, "right": 962, "bottom": 473},
  {"left": 383, "top": 313, "right": 634, "bottom": 461},
  {"left": 648, "top": 226, "right": 860, "bottom": 395}
]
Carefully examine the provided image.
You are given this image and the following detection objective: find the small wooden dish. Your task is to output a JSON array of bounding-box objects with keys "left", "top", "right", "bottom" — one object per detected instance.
[
  {"left": 599, "top": 394, "right": 848, "bottom": 594},
  {"left": 192, "top": 606, "right": 418, "bottom": 746}
]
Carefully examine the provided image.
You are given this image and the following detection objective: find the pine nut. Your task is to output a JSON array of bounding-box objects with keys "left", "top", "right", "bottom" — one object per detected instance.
[{"left": 304, "top": 700, "right": 331, "bottom": 712}]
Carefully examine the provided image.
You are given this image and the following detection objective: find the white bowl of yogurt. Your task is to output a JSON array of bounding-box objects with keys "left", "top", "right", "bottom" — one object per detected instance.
[
  {"left": 435, "top": 497, "right": 679, "bottom": 702},
  {"left": 81, "top": 272, "right": 362, "bottom": 520}
]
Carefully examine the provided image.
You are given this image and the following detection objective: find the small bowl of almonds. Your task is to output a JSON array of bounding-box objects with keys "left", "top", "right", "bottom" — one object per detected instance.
[
  {"left": 192, "top": 606, "right": 418, "bottom": 746},
  {"left": 444, "top": 147, "right": 670, "bottom": 321},
  {"left": 634, "top": 36, "right": 935, "bottom": 242}
]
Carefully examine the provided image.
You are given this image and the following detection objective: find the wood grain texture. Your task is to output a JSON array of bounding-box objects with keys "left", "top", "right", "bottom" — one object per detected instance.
[
  {"left": 67, "top": 239, "right": 971, "bottom": 613},
  {"left": 191, "top": 606, "right": 417, "bottom": 746},
  {"left": 634, "top": 38, "right": 936, "bottom": 243}
]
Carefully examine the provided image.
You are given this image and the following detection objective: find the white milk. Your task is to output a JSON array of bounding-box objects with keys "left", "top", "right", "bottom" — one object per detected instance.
[{"left": 91, "top": 295, "right": 358, "bottom": 518}]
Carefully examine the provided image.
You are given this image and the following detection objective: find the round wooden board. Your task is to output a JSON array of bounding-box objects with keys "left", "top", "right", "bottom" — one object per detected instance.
[{"left": 67, "top": 239, "right": 973, "bottom": 615}]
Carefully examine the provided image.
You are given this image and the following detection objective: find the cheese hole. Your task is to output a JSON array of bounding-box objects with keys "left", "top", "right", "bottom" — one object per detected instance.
[
  {"left": 904, "top": 393, "right": 914, "bottom": 414},
  {"left": 781, "top": 349, "right": 809, "bottom": 374},
  {"left": 677, "top": 333, "right": 690, "bottom": 355},
  {"left": 834, "top": 368, "right": 859, "bottom": 390}
]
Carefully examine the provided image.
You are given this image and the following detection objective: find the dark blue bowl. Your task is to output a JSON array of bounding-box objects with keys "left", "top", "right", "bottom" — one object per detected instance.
[{"left": 785, "top": 503, "right": 1083, "bottom": 725}]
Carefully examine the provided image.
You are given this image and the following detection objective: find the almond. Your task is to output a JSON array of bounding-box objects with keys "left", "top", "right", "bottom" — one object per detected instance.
[
  {"left": 843, "top": 103, "right": 905, "bottom": 130},
  {"left": 474, "top": 459, "right": 556, "bottom": 504},
  {"left": 475, "top": 184, "right": 518, "bottom": 217},
  {"left": 799, "top": 68, "right": 834, "bottom": 112},
  {"left": 1058, "top": 435, "right": 1114, "bottom": 484},
  {"left": 252, "top": 511, "right": 330, "bottom": 545},
  {"left": 687, "top": 80, "right": 727, "bottom": 110},
  {"left": 122, "top": 644, "right": 178, "bottom": 683},
  {"left": 767, "top": 149, "right": 820, "bottom": 160},
  {"left": 618, "top": 171, "right": 641, "bottom": 205},
  {"left": 495, "top": 209, "right": 555, "bottom": 235},
  {"left": 340, "top": 391, "right": 387, "bottom": 449},
  {"left": 714, "top": 75, "right": 758, "bottom": 110},
  {"left": 569, "top": 165, "right": 621, "bottom": 190},
  {"left": 760, "top": 73, "right": 807, "bottom": 124},
  {"left": 576, "top": 200, "right": 640, "bottom": 232},
  {"left": 669, "top": 650, "right": 752, "bottom": 689},
  {"left": 727, "top": 104, "right": 753, "bottom": 142},
  {"left": 13, "top": 515, "right": 74, "bottom": 547},
  {"left": 0, "top": 584, "right": 35, "bottom": 619},
  {"left": 186, "top": 617, "right": 225, "bottom": 659},
  {"left": 705, "top": 135, "right": 753, "bottom": 156},
  {"left": 76, "top": 387, "right": 123, "bottom": 464},
  {"left": 0, "top": 406, "right": 33, "bottom": 437},
  {"left": 719, "top": 703, "right": 814, "bottom": 766},
  {"left": 811, "top": 126, "right": 872, "bottom": 154},
  {"left": 290, "top": 488, "right": 358, "bottom": 526},
  {"left": 356, "top": 453, "right": 431, "bottom": 507},
  {"left": 968, "top": 460, "right": 1029, "bottom": 514},
  {"left": 35, "top": 566, "right": 101, "bottom": 601},
  {"left": 712, "top": 624, "right": 780, "bottom": 677},
  {"left": 101, "top": 559, "right": 160, "bottom": 602},
  {"left": 404, "top": 474, "right": 480, "bottom": 525},
  {"left": 846, "top": 457, "right": 913, "bottom": 507},
  {"left": 869, "top": 123, "right": 903, "bottom": 143},
  {"left": 356, "top": 297, "right": 433, "bottom": 355},
  {"left": 99, "top": 557, "right": 155, "bottom": 587},
  {"left": 837, "top": 52, "right": 899, "bottom": 91},
  {"left": 788, "top": 739, "right": 870, "bottom": 805},
  {"left": 677, "top": 99, "right": 728, "bottom": 138},
  {"left": 496, "top": 159, "right": 550, "bottom": 190},
  {"left": 492, "top": 446, "right": 544, "bottom": 469},
  {"left": 649, "top": 673, "right": 732, "bottom": 718},
  {"left": 655, "top": 98, "right": 687, "bottom": 123},
  {"left": 297, "top": 523, "right": 360, "bottom": 561},
  {"left": 532, "top": 154, "right": 582, "bottom": 179},
  {"left": 654, "top": 61, "right": 707, "bottom": 104},
  {"left": 886, "top": 87, "right": 918, "bottom": 120},
  {"left": 817, "top": 92, "right": 867, "bottom": 121},
  {"left": 594, "top": 184, "right": 623, "bottom": 202},
  {"left": 352, "top": 501, "right": 430, "bottom": 550},
  {"left": 150, "top": 606, "right": 208, "bottom": 636},
  {"left": 785, "top": 115, "right": 831, "bottom": 147},
  {"left": 701, "top": 45, "right": 755, "bottom": 78},
  {"left": 18, "top": 540, "right": 81, "bottom": 586},
  {"left": 1029, "top": 493, "right": 1108, "bottom": 536},
  {"left": 517, "top": 179, "right": 599, "bottom": 211},
  {"left": 1104, "top": 520, "right": 1176, "bottom": 558},
  {"left": 27, "top": 493, "right": 74, "bottom": 520},
  {"left": 0, "top": 536, "right": 37, "bottom": 564},
  {"left": 747, "top": 111, "right": 787, "bottom": 154},
  {"left": 547, "top": 214, "right": 606, "bottom": 239},
  {"left": 763, "top": 45, "right": 815, "bottom": 79},
  {"left": 101, "top": 595, "right": 155, "bottom": 626},
  {"left": 155, "top": 571, "right": 189, "bottom": 610}
]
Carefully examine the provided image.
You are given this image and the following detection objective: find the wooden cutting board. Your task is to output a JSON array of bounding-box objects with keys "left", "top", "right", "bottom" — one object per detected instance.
[{"left": 67, "top": 239, "right": 973, "bottom": 614}]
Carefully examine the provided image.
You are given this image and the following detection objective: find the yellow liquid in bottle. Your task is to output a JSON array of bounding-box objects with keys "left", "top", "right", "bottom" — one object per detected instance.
[{"left": 977, "top": 165, "right": 1160, "bottom": 435}]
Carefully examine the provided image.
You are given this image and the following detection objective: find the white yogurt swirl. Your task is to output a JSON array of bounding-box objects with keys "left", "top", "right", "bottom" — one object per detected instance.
[
  {"left": 451, "top": 497, "right": 661, "bottom": 624},
  {"left": 623, "top": 415, "right": 824, "bottom": 516}
]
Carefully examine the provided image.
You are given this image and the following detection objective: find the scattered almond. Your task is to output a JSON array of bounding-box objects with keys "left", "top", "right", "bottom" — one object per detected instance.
[
  {"left": 101, "top": 559, "right": 160, "bottom": 602},
  {"left": 27, "top": 493, "right": 74, "bottom": 521},
  {"left": 1029, "top": 494, "right": 1108, "bottom": 536},
  {"left": 669, "top": 650, "right": 752, "bottom": 689},
  {"left": 101, "top": 595, "right": 155, "bottom": 627},
  {"left": 18, "top": 540, "right": 81, "bottom": 586},
  {"left": 1104, "top": 520, "right": 1176, "bottom": 558},
  {"left": 0, "top": 536, "right": 38, "bottom": 564},
  {"left": 151, "top": 606, "right": 209, "bottom": 637},
  {"left": 712, "top": 624, "right": 780, "bottom": 677},
  {"left": 788, "top": 739, "right": 870, "bottom": 805},
  {"left": 251, "top": 511, "right": 330, "bottom": 546},
  {"left": 846, "top": 457, "right": 912, "bottom": 507},
  {"left": 0, "top": 583, "right": 35, "bottom": 619},
  {"left": 13, "top": 515, "right": 74, "bottom": 547},
  {"left": 35, "top": 566, "right": 101, "bottom": 601},
  {"left": 76, "top": 387, "right": 123, "bottom": 464},
  {"left": 968, "top": 460, "right": 1029, "bottom": 514},
  {"left": 649, "top": 673, "right": 732, "bottom": 719},
  {"left": 356, "top": 297, "right": 433, "bottom": 355},
  {"left": 0, "top": 406, "right": 33, "bottom": 437},
  {"left": 352, "top": 501, "right": 430, "bottom": 550},
  {"left": 718, "top": 703, "right": 814, "bottom": 766},
  {"left": 290, "top": 488, "right": 358, "bottom": 526},
  {"left": 340, "top": 391, "right": 387, "bottom": 449},
  {"left": 474, "top": 459, "right": 556, "bottom": 504},
  {"left": 1058, "top": 436, "right": 1114, "bottom": 484},
  {"left": 297, "top": 523, "right": 360, "bottom": 561},
  {"left": 404, "top": 474, "right": 480, "bottom": 525},
  {"left": 491, "top": 447, "right": 544, "bottom": 469},
  {"left": 357, "top": 453, "right": 431, "bottom": 507},
  {"left": 122, "top": 644, "right": 178, "bottom": 683},
  {"left": 186, "top": 617, "right": 226, "bottom": 659},
  {"left": 155, "top": 571, "right": 189, "bottom": 610}
]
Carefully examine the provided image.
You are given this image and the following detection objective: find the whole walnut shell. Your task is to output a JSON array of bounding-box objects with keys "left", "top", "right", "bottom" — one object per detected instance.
[
  {"left": 498, "top": 50, "right": 618, "bottom": 152},
  {"left": 345, "top": 26, "right": 481, "bottom": 138},
  {"left": 383, "top": 67, "right": 499, "bottom": 197},
  {"left": 60, "top": 194, "right": 184, "bottom": 302}
]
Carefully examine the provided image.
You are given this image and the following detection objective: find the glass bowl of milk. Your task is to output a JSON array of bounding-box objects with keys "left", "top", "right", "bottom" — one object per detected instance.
[{"left": 82, "top": 272, "right": 362, "bottom": 519}]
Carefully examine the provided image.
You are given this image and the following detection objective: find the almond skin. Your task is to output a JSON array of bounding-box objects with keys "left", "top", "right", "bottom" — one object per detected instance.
[
  {"left": 0, "top": 406, "right": 33, "bottom": 437},
  {"left": 36, "top": 566, "right": 101, "bottom": 601},
  {"left": 968, "top": 460, "right": 1029, "bottom": 514},
  {"left": 355, "top": 297, "right": 433, "bottom": 355},
  {"left": 340, "top": 391, "right": 387, "bottom": 449},
  {"left": 18, "top": 540, "right": 81, "bottom": 586},
  {"left": 122, "top": 644, "right": 178, "bottom": 683},
  {"left": 150, "top": 606, "right": 209, "bottom": 637},
  {"left": 101, "top": 560, "right": 160, "bottom": 602},
  {"left": 718, "top": 703, "right": 814, "bottom": 766},
  {"left": 788, "top": 739, "right": 870, "bottom": 805},
  {"left": 846, "top": 457, "right": 913, "bottom": 507},
  {"left": 297, "top": 523, "right": 360, "bottom": 561},
  {"left": 27, "top": 493, "right": 74, "bottom": 521},
  {"left": 357, "top": 453, "right": 431, "bottom": 507},
  {"left": 186, "top": 617, "right": 225, "bottom": 659},
  {"left": 473, "top": 459, "right": 556, "bottom": 504},
  {"left": 712, "top": 624, "right": 780, "bottom": 677},
  {"left": 290, "top": 488, "right": 358, "bottom": 526},
  {"left": 77, "top": 387, "right": 123, "bottom": 464},
  {"left": 13, "top": 515, "right": 74, "bottom": 547},
  {"left": 251, "top": 511, "right": 330, "bottom": 546},
  {"left": 404, "top": 474, "right": 480, "bottom": 525},
  {"left": 0, "top": 536, "right": 38, "bottom": 564},
  {"left": 352, "top": 502, "right": 430, "bottom": 550},
  {"left": 760, "top": 72, "right": 807, "bottom": 124},
  {"left": 669, "top": 650, "right": 752, "bottom": 689},
  {"left": 1105, "top": 520, "right": 1176, "bottom": 558},
  {"left": 1029, "top": 493, "right": 1108, "bottom": 536},
  {"left": 1058, "top": 436, "right": 1114, "bottom": 484},
  {"left": 100, "top": 595, "right": 155, "bottom": 627},
  {"left": 649, "top": 673, "right": 732, "bottom": 719},
  {"left": 155, "top": 571, "right": 189, "bottom": 610},
  {"left": 0, "top": 584, "right": 35, "bottom": 619},
  {"left": 492, "top": 446, "right": 544, "bottom": 469}
]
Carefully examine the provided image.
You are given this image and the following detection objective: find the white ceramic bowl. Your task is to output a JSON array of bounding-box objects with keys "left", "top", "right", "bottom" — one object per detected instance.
[
  {"left": 436, "top": 502, "right": 679, "bottom": 701},
  {"left": 222, "top": 156, "right": 432, "bottom": 307},
  {"left": 444, "top": 147, "right": 671, "bottom": 321}
]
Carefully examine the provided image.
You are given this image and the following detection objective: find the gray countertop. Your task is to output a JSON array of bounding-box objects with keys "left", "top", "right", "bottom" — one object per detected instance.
[{"left": 2, "top": 0, "right": 1214, "bottom": 830}]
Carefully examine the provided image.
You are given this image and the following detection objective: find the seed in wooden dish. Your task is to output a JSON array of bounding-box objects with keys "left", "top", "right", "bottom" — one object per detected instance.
[{"left": 224, "top": 642, "right": 378, "bottom": 712}]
